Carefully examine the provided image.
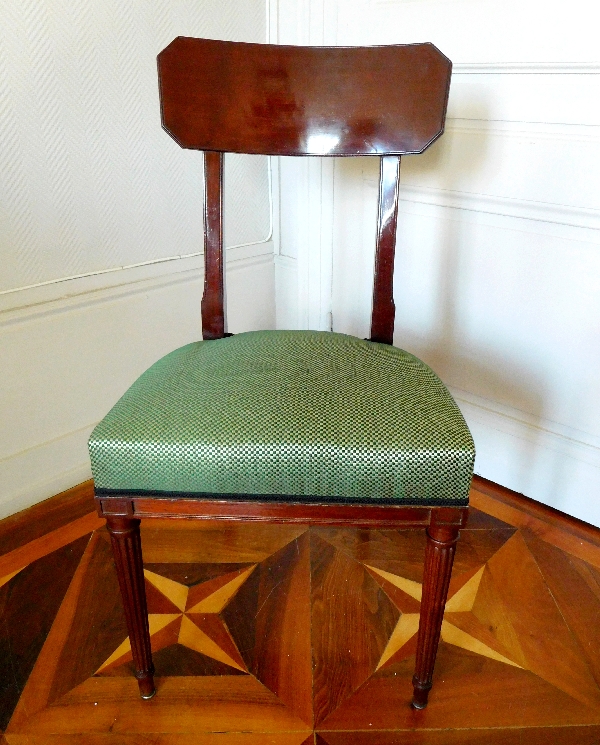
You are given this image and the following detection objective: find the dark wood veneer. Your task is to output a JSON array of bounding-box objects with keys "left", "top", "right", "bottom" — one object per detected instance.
[
  {"left": 370, "top": 155, "right": 401, "bottom": 345},
  {"left": 97, "top": 496, "right": 468, "bottom": 530},
  {"left": 201, "top": 151, "right": 225, "bottom": 340},
  {"left": 105, "top": 517, "right": 155, "bottom": 699},
  {"left": 158, "top": 38, "right": 451, "bottom": 157},
  {"left": 412, "top": 523, "right": 460, "bottom": 708}
]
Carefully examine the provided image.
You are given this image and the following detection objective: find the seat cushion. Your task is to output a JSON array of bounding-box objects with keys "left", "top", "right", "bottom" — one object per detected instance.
[{"left": 89, "top": 330, "right": 474, "bottom": 505}]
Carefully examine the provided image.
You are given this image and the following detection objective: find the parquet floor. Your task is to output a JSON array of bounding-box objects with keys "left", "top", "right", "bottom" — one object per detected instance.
[{"left": 2, "top": 480, "right": 600, "bottom": 744}]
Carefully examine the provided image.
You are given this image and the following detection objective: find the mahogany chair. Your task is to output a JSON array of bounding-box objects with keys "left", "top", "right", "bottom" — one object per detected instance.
[{"left": 89, "top": 37, "right": 474, "bottom": 710}]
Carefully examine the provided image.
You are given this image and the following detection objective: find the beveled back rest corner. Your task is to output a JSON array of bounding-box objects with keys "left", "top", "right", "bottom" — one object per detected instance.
[{"left": 157, "top": 38, "right": 452, "bottom": 341}]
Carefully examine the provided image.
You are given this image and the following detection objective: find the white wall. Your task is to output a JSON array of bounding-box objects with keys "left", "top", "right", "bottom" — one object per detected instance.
[
  {"left": 273, "top": 0, "right": 600, "bottom": 526},
  {"left": 0, "top": 0, "right": 275, "bottom": 518}
]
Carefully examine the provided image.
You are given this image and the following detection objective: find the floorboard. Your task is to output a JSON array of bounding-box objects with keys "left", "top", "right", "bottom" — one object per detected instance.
[{"left": 2, "top": 479, "right": 600, "bottom": 743}]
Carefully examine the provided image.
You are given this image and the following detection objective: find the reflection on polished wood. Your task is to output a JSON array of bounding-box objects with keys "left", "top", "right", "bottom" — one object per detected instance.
[{"left": 2, "top": 477, "right": 600, "bottom": 742}]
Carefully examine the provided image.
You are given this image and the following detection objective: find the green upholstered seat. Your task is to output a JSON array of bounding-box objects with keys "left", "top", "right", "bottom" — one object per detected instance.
[{"left": 89, "top": 330, "right": 474, "bottom": 505}]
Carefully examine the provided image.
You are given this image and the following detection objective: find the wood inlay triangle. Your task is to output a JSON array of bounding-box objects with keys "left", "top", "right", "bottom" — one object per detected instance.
[
  {"left": 311, "top": 536, "right": 399, "bottom": 725},
  {"left": 471, "top": 565, "right": 528, "bottom": 668},
  {"left": 187, "top": 612, "right": 247, "bottom": 672},
  {"left": 486, "top": 531, "right": 600, "bottom": 710},
  {"left": 187, "top": 565, "right": 256, "bottom": 613},
  {"left": 365, "top": 564, "right": 422, "bottom": 601},
  {"left": 144, "top": 577, "right": 182, "bottom": 614},
  {"left": 522, "top": 531, "right": 600, "bottom": 690},
  {"left": 441, "top": 620, "right": 522, "bottom": 668},
  {"left": 377, "top": 613, "right": 420, "bottom": 670},
  {"left": 177, "top": 615, "right": 245, "bottom": 671},
  {"left": 364, "top": 566, "right": 421, "bottom": 613},
  {"left": 144, "top": 569, "right": 189, "bottom": 611},
  {"left": 0, "top": 568, "right": 24, "bottom": 589},
  {"left": 186, "top": 566, "right": 256, "bottom": 609},
  {"left": 251, "top": 533, "right": 313, "bottom": 726},
  {"left": 445, "top": 566, "right": 485, "bottom": 612},
  {"left": 96, "top": 614, "right": 181, "bottom": 672}
]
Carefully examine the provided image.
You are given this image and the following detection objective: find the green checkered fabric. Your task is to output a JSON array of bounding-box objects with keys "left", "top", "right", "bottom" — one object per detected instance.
[{"left": 89, "top": 330, "right": 474, "bottom": 505}]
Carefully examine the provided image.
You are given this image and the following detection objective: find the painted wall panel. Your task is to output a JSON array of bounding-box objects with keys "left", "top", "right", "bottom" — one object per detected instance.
[
  {"left": 0, "top": 0, "right": 269, "bottom": 293},
  {"left": 0, "top": 0, "right": 274, "bottom": 517}
]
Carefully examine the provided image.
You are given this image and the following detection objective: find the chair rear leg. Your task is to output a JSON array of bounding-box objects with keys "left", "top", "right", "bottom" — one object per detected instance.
[
  {"left": 106, "top": 516, "right": 156, "bottom": 699},
  {"left": 411, "top": 522, "right": 460, "bottom": 709}
]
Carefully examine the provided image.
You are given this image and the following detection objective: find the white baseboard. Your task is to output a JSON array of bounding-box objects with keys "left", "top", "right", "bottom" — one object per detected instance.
[
  {"left": 397, "top": 184, "right": 600, "bottom": 233},
  {"left": 0, "top": 431, "right": 92, "bottom": 520},
  {"left": 452, "top": 387, "right": 600, "bottom": 528}
]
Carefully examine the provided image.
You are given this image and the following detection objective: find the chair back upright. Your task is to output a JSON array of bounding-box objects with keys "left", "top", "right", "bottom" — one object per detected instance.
[{"left": 158, "top": 37, "right": 452, "bottom": 343}]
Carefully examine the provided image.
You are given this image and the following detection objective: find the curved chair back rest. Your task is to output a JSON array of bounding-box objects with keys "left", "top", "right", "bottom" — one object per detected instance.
[{"left": 157, "top": 38, "right": 452, "bottom": 341}]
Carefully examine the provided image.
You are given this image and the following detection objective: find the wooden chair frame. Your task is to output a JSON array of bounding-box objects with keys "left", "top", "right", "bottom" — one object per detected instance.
[{"left": 95, "top": 37, "right": 468, "bottom": 710}]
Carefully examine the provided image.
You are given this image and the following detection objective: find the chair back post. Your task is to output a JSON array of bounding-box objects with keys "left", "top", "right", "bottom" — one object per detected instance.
[
  {"left": 201, "top": 150, "right": 225, "bottom": 340},
  {"left": 158, "top": 38, "right": 451, "bottom": 342},
  {"left": 370, "top": 154, "right": 401, "bottom": 345}
]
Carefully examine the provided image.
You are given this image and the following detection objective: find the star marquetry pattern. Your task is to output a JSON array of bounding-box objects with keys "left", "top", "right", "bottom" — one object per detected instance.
[
  {"left": 5, "top": 515, "right": 600, "bottom": 741},
  {"left": 366, "top": 563, "right": 522, "bottom": 670},
  {"left": 97, "top": 565, "right": 256, "bottom": 674}
]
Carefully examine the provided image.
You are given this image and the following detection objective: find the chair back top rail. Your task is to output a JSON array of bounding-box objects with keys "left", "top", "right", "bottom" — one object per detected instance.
[
  {"left": 158, "top": 37, "right": 451, "bottom": 157},
  {"left": 157, "top": 38, "right": 452, "bottom": 342}
]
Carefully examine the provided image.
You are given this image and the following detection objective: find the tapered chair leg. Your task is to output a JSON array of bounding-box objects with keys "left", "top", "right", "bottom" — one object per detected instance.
[
  {"left": 106, "top": 516, "right": 156, "bottom": 699},
  {"left": 411, "top": 523, "right": 460, "bottom": 709}
]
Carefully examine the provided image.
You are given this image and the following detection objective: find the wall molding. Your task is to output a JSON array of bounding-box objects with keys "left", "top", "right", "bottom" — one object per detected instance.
[
  {"left": 451, "top": 386, "right": 600, "bottom": 527},
  {"left": 453, "top": 62, "right": 600, "bottom": 75},
  {"left": 394, "top": 184, "right": 600, "bottom": 232},
  {"left": 0, "top": 242, "right": 274, "bottom": 324},
  {"left": 274, "top": 0, "right": 337, "bottom": 331},
  {"left": 274, "top": 253, "right": 298, "bottom": 329},
  {"left": 451, "top": 386, "right": 600, "bottom": 470},
  {"left": 446, "top": 119, "right": 600, "bottom": 143},
  {"left": 0, "top": 424, "right": 94, "bottom": 521}
]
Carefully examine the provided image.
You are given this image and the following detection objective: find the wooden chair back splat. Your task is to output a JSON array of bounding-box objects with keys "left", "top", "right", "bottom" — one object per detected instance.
[
  {"left": 158, "top": 37, "right": 451, "bottom": 345},
  {"left": 92, "top": 37, "right": 472, "bottom": 712}
]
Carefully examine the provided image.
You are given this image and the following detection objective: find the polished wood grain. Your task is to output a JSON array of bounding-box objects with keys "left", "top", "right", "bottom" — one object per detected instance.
[
  {"left": 97, "top": 496, "right": 466, "bottom": 529},
  {"left": 48, "top": 535, "right": 129, "bottom": 703},
  {"left": 106, "top": 518, "right": 155, "bottom": 699},
  {"left": 412, "top": 523, "right": 460, "bottom": 708},
  {"left": 3, "top": 480, "right": 600, "bottom": 742},
  {"left": 157, "top": 37, "right": 451, "bottom": 350},
  {"left": 100, "top": 498, "right": 466, "bottom": 703},
  {"left": 483, "top": 531, "right": 600, "bottom": 710},
  {"left": 0, "top": 512, "right": 103, "bottom": 592},
  {"left": 0, "top": 535, "right": 89, "bottom": 730},
  {"left": 522, "top": 532, "right": 600, "bottom": 687},
  {"left": 140, "top": 522, "right": 307, "bottom": 564},
  {"left": 201, "top": 151, "right": 225, "bottom": 340},
  {"left": 6, "top": 533, "right": 100, "bottom": 733},
  {"left": 370, "top": 155, "right": 400, "bottom": 345},
  {"left": 318, "top": 726, "right": 600, "bottom": 745},
  {"left": 471, "top": 475, "right": 600, "bottom": 569},
  {"left": 320, "top": 644, "right": 600, "bottom": 731},
  {"left": 158, "top": 38, "right": 451, "bottom": 157},
  {"left": 311, "top": 534, "right": 399, "bottom": 724},
  {"left": 0, "top": 481, "right": 94, "bottom": 557},
  {"left": 250, "top": 534, "right": 313, "bottom": 726}
]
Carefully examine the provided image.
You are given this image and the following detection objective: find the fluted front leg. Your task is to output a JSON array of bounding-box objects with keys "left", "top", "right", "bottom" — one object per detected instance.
[
  {"left": 106, "top": 516, "right": 155, "bottom": 699},
  {"left": 412, "top": 522, "right": 460, "bottom": 709}
]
